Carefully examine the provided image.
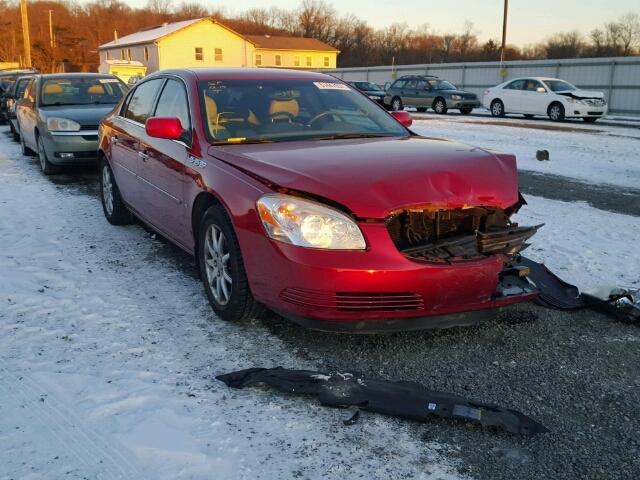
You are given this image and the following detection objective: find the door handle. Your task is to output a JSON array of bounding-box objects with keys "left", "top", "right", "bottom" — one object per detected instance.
[{"left": 138, "top": 151, "right": 149, "bottom": 161}]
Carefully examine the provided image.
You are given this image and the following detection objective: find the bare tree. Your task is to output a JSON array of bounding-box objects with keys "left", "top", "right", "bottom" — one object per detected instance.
[
  {"left": 544, "top": 31, "right": 584, "bottom": 59},
  {"left": 617, "top": 12, "right": 640, "bottom": 54},
  {"left": 146, "top": 0, "right": 172, "bottom": 15}
]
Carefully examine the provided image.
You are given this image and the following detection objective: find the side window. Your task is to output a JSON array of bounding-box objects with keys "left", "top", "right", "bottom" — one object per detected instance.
[
  {"left": 415, "top": 80, "right": 427, "bottom": 90},
  {"left": 404, "top": 80, "right": 418, "bottom": 90},
  {"left": 154, "top": 79, "right": 191, "bottom": 137},
  {"left": 124, "top": 78, "right": 164, "bottom": 124},
  {"left": 391, "top": 80, "right": 406, "bottom": 89},
  {"left": 524, "top": 79, "right": 543, "bottom": 91},
  {"left": 24, "top": 79, "right": 35, "bottom": 102},
  {"left": 505, "top": 79, "right": 525, "bottom": 90}
]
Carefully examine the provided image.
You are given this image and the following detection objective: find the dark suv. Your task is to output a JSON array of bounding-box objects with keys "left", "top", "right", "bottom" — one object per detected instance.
[{"left": 384, "top": 75, "right": 480, "bottom": 114}]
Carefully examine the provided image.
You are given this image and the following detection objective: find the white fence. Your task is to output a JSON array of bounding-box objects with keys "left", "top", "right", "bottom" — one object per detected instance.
[{"left": 325, "top": 56, "right": 640, "bottom": 116}]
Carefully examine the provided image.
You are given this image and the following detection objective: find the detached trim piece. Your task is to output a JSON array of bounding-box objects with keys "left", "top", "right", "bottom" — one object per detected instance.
[{"left": 217, "top": 368, "right": 548, "bottom": 435}]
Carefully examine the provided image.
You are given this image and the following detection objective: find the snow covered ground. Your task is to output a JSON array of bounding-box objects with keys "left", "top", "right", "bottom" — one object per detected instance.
[
  {"left": 411, "top": 116, "right": 640, "bottom": 189},
  {"left": 0, "top": 130, "right": 462, "bottom": 479},
  {"left": 1, "top": 116, "right": 639, "bottom": 479}
]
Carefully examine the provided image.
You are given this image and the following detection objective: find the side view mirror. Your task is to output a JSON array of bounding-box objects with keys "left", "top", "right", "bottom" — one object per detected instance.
[
  {"left": 146, "top": 117, "right": 183, "bottom": 140},
  {"left": 536, "top": 87, "right": 546, "bottom": 93},
  {"left": 391, "top": 110, "right": 413, "bottom": 128}
]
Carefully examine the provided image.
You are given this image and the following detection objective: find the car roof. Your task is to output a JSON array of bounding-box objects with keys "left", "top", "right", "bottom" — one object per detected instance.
[
  {"left": 36, "top": 73, "right": 118, "bottom": 79},
  {"left": 152, "top": 67, "right": 340, "bottom": 82},
  {"left": 506, "top": 77, "right": 562, "bottom": 82},
  {"left": 397, "top": 75, "right": 439, "bottom": 80}
]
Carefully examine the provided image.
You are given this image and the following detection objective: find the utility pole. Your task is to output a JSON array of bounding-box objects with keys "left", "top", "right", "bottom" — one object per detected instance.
[
  {"left": 49, "top": 10, "right": 54, "bottom": 72},
  {"left": 49, "top": 10, "right": 54, "bottom": 48},
  {"left": 20, "top": 0, "right": 32, "bottom": 68},
  {"left": 499, "top": 0, "right": 509, "bottom": 79}
]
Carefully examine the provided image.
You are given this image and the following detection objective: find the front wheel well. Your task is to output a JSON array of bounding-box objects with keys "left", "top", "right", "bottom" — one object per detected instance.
[{"left": 192, "top": 192, "right": 224, "bottom": 258}]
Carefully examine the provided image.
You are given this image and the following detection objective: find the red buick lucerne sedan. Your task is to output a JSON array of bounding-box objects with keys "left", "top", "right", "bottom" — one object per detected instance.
[{"left": 98, "top": 68, "right": 540, "bottom": 332}]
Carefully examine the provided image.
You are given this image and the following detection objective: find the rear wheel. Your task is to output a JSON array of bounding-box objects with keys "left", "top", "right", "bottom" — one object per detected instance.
[
  {"left": 459, "top": 107, "right": 473, "bottom": 115},
  {"left": 198, "top": 205, "right": 263, "bottom": 322},
  {"left": 37, "top": 134, "right": 61, "bottom": 175},
  {"left": 548, "top": 102, "right": 565, "bottom": 122},
  {"left": 100, "top": 158, "right": 132, "bottom": 225},
  {"left": 583, "top": 117, "right": 598, "bottom": 123},
  {"left": 433, "top": 98, "right": 448, "bottom": 114},
  {"left": 390, "top": 97, "right": 403, "bottom": 111},
  {"left": 490, "top": 99, "right": 505, "bottom": 117}
]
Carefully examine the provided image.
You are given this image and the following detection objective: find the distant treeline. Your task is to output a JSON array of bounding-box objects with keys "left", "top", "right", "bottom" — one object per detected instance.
[{"left": 0, "top": 0, "right": 638, "bottom": 72}]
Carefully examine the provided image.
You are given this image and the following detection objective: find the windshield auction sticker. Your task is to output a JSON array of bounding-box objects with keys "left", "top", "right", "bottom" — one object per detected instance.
[{"left": 313, "top": 82, "right": 351, "bottom": 91}]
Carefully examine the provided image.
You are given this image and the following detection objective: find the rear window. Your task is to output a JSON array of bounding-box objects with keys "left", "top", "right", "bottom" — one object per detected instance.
[{"left": 40, "top": 76, "right": 126, "bottom": 106}]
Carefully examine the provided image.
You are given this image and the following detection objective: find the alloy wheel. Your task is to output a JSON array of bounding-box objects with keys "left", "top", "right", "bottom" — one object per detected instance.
[
  {"left": 204, "top": 224, "right": 232, "bottom": 306},
  {"left": 102, "top": 165, "right": 114, "bottom": 216},
  {"left": 38, "top": 137, "right": 46, "bottom": 171},
  {"left": 492, "top": 102, "right": 503, "bottom": 116},
  {"left": 435, "top": 100, "right": 445, "bottom": 113},
  {"left": 549, "top": 105, "right": 562, "bottom": 121},
  {"left": 392, "top": 98, "right": 402, "bottom": 111}
]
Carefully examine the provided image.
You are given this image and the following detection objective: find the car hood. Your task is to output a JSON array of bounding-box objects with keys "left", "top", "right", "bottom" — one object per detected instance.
[
  {"left": 209, "top": 136, "right": 519, "bottom": 219},
  {"left": 38, "top": 104, "right": 117, "bottom": 125},
  {"left": 555, "top": 89, "right": 605, "bottom": 99}
]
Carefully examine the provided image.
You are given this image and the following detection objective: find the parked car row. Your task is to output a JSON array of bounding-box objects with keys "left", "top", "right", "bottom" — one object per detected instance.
[
  {"left": 347, "top": 74, "right": 608, "bottom": 122},
  {"left": 5, "top": 67, "right": 540, "bottom": 333}
]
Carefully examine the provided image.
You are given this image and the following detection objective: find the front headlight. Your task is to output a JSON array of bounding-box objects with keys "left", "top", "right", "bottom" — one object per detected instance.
[
  {"left": 565, "top": 97, "right": 584, "bottom": 105},
  {"left": 450, "top": 94, "right": 462, "bottom": 100},
  {"left": 47, "top": 117, "right": 81, "bottom": 132},
  {"left": 256, "top": 193, "right": 366, "bottom": 250}
]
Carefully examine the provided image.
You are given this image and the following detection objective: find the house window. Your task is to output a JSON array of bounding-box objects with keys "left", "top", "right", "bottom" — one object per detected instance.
[
  {"left": 324, "top": 56, "right": 330, "bottom": 67},
  {"left": 306, "top": 56, "right": 312, "bottom": 67},
  {"left": 275, "top": 55, "right": 281, "bottom": 66},
  {"left": 120, "top": 49, "right": 125, "bottom": 60},
  {"left": 294, "top": 56, "right": 300, "bottom": 67},
  {"left": 143, "top": 47, "right": 149, "bottom": 61},
  {"left": 255, "top": 54, "right": 262, "bottom": 66},
  {"left": 195, "top": 47, "right": 203, "bottom": 61},
  {"left": 214, "top": 48, "right": 223, "bottom": 62}
]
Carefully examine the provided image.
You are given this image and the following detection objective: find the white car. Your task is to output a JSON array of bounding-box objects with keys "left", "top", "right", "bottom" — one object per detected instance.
[{"left": 482, "top": 77, "right": 607, "bottom": 123}]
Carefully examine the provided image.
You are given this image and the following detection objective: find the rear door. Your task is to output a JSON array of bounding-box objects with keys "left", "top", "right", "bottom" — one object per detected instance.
[
  {"left": 500, "top": 79, "right": 525, "bottom": 112},
  {"left": 137, "top": 77, "right": 192, "bottom": 246},
  {"left": 111, "top": 78, "right": 165, "bottom": 209},
  {"left": 401, "top": 80, "right": 421, "bottom": 108}
]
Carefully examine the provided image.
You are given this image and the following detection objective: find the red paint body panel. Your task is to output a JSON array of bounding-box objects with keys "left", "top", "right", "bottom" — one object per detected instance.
[{"left": 98, "top": 68, "right": 534, "bottom": 329}]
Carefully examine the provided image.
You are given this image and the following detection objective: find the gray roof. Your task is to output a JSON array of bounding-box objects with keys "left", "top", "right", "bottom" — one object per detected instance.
[{"left": 99, "top": 18, "right": 202, "bottom": 50}]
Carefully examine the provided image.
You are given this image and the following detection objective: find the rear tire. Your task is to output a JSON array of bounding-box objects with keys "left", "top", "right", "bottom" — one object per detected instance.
[
  {"left": 433, "top": 98, "right": 448, "bottom": 114},
  {"left": 100, "top": 158, "right": 132, "bottom": 225},
  {"left": 198, "top": 205, "right": 263, "bottom": 322},
  {"left": 548, "top": 102, "right": 565, "bottom": 122},
  {"left": 583, "top": 117, "right": 598, "bottom": 123},
  {"left": 37, "top": 134, "right": 61, "bottom": 175},
  {"left": 390, "top": 97, "right": 403, "bottom": 111},
  {"left": 490, "top": 99, "right": 505, "bottom": 117},
  {"left": 459, "top": 107, "right": 473, "bottom": 115}
]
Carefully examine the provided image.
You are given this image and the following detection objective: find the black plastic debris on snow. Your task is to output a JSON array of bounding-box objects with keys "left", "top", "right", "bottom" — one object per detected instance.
[
  {"left": 518, "top": 256, "right": 640, "bottom": 323},
  {"left": 216, "top": 368, "right": 548, "bottom": 435}
]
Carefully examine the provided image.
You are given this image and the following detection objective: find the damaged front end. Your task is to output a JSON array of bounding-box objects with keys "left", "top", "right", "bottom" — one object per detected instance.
[{"left": 386, "top": 195, "right": 542, "bottom": 263}]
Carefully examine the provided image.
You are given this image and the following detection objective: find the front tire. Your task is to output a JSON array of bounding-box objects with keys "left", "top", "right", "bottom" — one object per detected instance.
[
  {"left": 548, "top": 102, "right": 565, "bottom": 122},
  {"left": 37, "top": 134, "right": 61, "bottom": 175},
  {"left": 459, "top": 107, "right": 473, "bottom": 115},
  {"left": 198, "top": 206, "right": 263, "bottom": 322},
  {"left": 490, "top": 99, "right": 505, "bottom": 117},
  {"left": 390, "top": 97, "right": 403, "bottom": 111},
  {"left": 433, "top": 98, "right": 448, "bottom": 114},
  {"left": 100, "top": 158, "right": 132, "bottom": 225}
]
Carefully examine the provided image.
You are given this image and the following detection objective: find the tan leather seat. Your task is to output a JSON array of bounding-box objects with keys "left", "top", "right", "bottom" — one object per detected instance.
[
  {"left": 88, "top": 85, "right": 105, "bottom": 94},
  {"left": 44, "top": 83, "right": 63, "bottom": 94},
  {"left": 269, "top": 99, "right": 299, "bottom": 121},
  {"left": 204, "top": 95, "right": 228, "bottom": 137}
]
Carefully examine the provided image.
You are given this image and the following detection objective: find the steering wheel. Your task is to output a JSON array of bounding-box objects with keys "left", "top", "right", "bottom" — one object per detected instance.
[
  {"left": 308, "top": 111, "right": 346, "bottom": 127},
  {"left": 270, "top": 112, "right": 296, "bottom": 123}
]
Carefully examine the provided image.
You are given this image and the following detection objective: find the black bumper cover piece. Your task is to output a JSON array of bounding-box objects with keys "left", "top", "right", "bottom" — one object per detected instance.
[{"left": 217, "top": 367, "right": 548, "bottom": 435}]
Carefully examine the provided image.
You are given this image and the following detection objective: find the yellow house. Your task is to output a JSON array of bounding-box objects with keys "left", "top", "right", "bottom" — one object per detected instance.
[{"left": 97, "top": 18, "right": 339, "bottom": 75}]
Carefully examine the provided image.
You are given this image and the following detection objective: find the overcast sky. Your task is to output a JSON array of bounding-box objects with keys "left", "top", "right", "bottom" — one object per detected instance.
[{"left": 123, "top": 0, "right": 638, "bottom": 46}]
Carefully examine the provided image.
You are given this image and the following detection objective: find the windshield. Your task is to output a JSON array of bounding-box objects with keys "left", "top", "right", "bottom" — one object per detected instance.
[
  {"left": 543, "top": 80, "right": 576, "bottom": 92},
  {"left": 40, "top": 77, "right": 127, "bottom": 106},
  {"left": 353, "top": 82, "right": 383, "bottom": 92},
  {"left": 199, "top": 79, "right": 408, "bottom": 144},
  {"left": 427, "top": 79, "right": 457, "bottom": 90}
]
